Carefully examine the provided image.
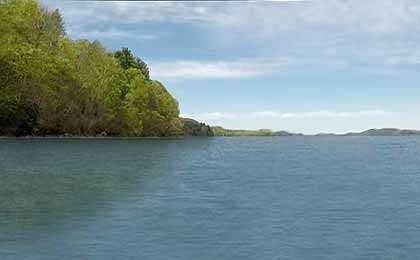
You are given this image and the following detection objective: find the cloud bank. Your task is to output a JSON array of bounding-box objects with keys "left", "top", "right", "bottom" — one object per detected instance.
[
  {"left": 42, "top": 0, "right": 420, "bottom": 71},
  {"left": 185, "top": 110, "right": 395, "bottom": 121},
  {"left": 149, "top": 59, "right": 288, "bottom": 79}
]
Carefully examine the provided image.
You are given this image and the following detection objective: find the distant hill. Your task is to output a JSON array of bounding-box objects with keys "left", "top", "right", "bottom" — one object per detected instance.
[
  {"left": 210, "top": 126, "right": 301, "bottom": 136},
  {"left": 201, "top": 126, "right": 420, "bottom": 137},
  {"left": 313, "top": 128, "right": 420, "bottom": 136},
  {"left": 314, "top": 133, "right": 336, "bottom": 136},
  {"left": 273, "top": 130, "right": 304, "bottom": 136},
  {"left": 345, "top": 128, "right": 420, "bottom": 136},
  {"left": 208, "top": 127, "right": 420, "bottom": 137}
]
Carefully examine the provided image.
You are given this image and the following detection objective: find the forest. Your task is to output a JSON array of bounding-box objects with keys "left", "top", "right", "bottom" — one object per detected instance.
[{"left": 0, "top": 0, "right": 198, "bottom": 136}]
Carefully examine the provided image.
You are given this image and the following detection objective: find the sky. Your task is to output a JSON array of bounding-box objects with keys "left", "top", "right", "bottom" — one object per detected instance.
[{"left": 41, "top": 0, "right": 420, "bottom": 134}]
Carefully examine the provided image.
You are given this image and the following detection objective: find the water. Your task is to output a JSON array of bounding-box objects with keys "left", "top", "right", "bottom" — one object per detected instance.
[{"left": 1, "top": 137, "right": 420, "bottom": 260}]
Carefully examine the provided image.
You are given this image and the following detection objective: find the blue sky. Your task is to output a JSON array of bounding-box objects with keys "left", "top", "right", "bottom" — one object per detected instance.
[{"left": 42, "top": 0, "right": 420, "bottom": 134}]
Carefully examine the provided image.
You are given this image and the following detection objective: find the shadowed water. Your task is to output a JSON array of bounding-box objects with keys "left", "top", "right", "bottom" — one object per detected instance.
[{"left": 1, "top": 137, "right": 420, "bottom": 259}]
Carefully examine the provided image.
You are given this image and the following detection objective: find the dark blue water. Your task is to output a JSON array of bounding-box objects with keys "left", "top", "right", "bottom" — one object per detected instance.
[{"left": 1, "top": 137, "right": 420, "bottom": 259}]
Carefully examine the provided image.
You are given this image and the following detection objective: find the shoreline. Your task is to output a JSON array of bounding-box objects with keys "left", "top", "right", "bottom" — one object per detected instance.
[
  {"left": 2, "top": 134, "right": 420, "bottom": 139},
  {"left": 1, "top": 128, "right": 420, "bottom": 138}
]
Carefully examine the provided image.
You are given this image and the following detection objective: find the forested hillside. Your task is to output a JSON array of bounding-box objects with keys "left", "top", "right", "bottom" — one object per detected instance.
[{"left": 0, "top": 0, "right": 185, "bottom": 136}]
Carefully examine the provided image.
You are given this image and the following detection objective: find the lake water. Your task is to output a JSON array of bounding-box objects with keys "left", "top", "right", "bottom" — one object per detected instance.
[{"left": 1, "top": 137, "right": 420, "bottom": 259}]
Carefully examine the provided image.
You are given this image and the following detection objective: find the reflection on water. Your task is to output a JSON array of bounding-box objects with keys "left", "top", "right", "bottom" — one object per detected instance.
[
  {"left": 1, "top": 137, "right": 420, "bottom": 260},
  {"left": 0, "top": 138, "right": 213, "bottom": 244}
]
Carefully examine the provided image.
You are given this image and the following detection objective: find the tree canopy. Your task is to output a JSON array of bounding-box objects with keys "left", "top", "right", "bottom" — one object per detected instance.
[{"left": 0, "top": 0, "right": 184, "bottom": 136}]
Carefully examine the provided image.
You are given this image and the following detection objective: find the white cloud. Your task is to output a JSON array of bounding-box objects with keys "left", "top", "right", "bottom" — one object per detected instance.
[
  {"left": 150, "top": 59, "right": 288, "bottom": 79},
  {"left": 281, "top": 113, "right": 298, "bottom": 118},
  {"left": 186, "top": 110, "right": 395, "bottom": 121},
  {"left": 299, "top": 110, "right": 394, "bottom": 118},
  {"left": 251, "top": 111, "right": 280, "bottom": 117},
  {"left": 183, "top": 112, "right": 237, "bottom": 120},
  {"left": 70, "top": 29, "right": 158, "bottom": 41}
]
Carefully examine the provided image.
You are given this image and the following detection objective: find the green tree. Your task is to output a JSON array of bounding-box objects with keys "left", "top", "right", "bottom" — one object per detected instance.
[
  {"left": 125, "top": 78, "right": 182, "bottom": 136},
  {"left": 0, "top": 0, "right": 64, "bottom": 134},
  {"left": 114, "top": 47, "right": 149, "bottom": 80}
]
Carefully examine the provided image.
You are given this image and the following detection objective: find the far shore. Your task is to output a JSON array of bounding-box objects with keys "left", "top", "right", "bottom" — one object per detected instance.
[{"left": 1, "top": 128, "right": 420, "bottom": 138}]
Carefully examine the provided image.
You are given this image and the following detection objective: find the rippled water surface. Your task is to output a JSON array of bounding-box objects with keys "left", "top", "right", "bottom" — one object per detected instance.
[{"left": 1, "top": 137, "right": 420, "bottom": 260}]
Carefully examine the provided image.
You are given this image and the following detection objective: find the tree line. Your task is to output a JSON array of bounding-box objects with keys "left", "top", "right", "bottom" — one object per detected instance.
[{"left": 0, "top": 0, "right": 187, "bottom": 136}]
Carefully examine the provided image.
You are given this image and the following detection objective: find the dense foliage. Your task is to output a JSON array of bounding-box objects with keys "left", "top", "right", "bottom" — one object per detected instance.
[
  {"left": 181, "top": 118, "right": 213, "bottom": 136},
  {"left": 0, "top": 0, "right": 184, "bottom": 136}
]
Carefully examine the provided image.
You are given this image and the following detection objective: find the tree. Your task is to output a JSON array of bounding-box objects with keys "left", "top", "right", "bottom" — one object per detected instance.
[
  {"left": 125, "top": 78, "right": 183, "bottom": 136},
  {"left": 114, "top": 47, "right": 149, "bottom": 80},
  {"left": 0, "top": 0, "right": 59, "bottom": 134}
]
